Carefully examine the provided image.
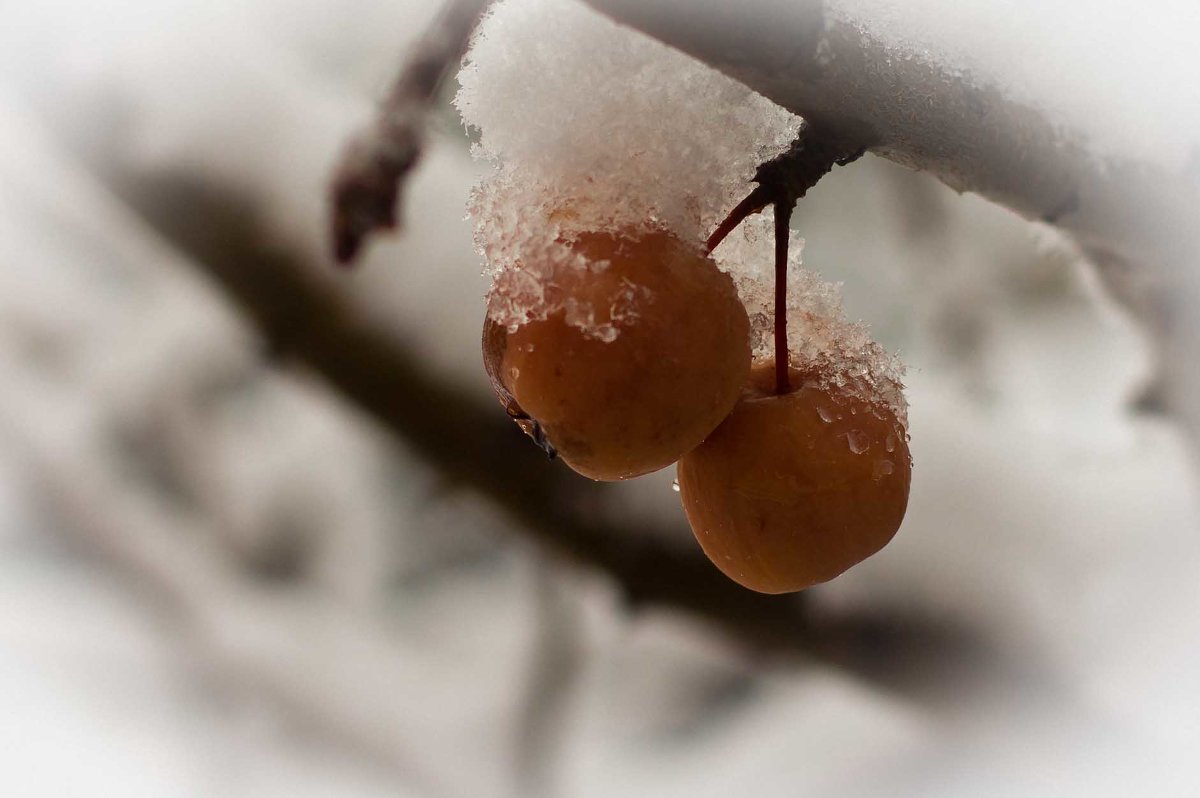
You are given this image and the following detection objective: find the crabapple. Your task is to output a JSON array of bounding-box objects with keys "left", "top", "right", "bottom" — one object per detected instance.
[
  {"left": 483, "top": 228, "right": 750, "bottom": 481},
  {"left": 677, "top": 361, "right": 911, "bottom": 594}
]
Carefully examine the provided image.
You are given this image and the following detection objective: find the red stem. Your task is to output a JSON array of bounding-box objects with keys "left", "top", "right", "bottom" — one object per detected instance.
[
  {"left": 774, "top": 200, "right": 793, "bottom": 395},
  {"left": 705, "top": 185, "right": 771, "bottom": 254}
]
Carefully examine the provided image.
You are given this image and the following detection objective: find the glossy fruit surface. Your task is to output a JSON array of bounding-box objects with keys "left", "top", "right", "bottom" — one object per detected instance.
[
  {"left": 677, "top": 361, "right": 911, "bottom": 593},
  {"left": 485, "top": 229, "right": 750, "bottom": 481}
]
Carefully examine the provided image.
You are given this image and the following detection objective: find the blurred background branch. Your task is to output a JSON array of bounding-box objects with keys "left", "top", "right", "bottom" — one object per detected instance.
[{"left": 331, "top": 0, "right": 490, "bottom": 263}]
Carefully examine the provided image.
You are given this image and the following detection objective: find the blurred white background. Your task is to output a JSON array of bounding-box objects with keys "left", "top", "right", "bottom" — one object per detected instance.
[{"left": 1, "top": 1, "right": 1199, "bottom": 796}]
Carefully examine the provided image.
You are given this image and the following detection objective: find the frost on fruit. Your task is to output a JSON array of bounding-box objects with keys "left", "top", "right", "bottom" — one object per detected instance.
[
  {"left": 714, "top": 215, "right": 909, "bottom": 427},
  {"left": 454, "top": 0, "right": 906, "bottom": 426},
  {"left": 454, "top": 0, "right": 798, "bottom": 335}
]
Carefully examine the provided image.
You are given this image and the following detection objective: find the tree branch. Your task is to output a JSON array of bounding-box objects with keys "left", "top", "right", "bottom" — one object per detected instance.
[
  {"left": 584, "top": 0, "right": 1200, "bottom": 441},
  {"left": 330, "top": 0, "right": 490, "bottom": 264}
]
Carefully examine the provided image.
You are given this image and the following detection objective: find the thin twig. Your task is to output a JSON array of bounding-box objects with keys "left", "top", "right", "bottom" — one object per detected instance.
[{"left": 330, "top": 0, "right": 490, "bottom": 264}]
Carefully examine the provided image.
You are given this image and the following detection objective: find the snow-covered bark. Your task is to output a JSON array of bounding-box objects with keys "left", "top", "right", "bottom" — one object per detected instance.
[{"left": 584, "top": 0, "right": 1200, "bottom": 440}]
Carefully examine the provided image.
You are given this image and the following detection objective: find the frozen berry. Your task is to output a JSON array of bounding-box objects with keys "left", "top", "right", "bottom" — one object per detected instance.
[
  {"left": 677, "top": 361, "right": 911, "bottom": 593},
  {"left": 485, "top": 228, "right": 750, "bottom": 481}
]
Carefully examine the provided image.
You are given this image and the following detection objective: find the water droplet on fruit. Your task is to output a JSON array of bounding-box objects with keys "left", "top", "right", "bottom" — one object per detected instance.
[
  {"left": 873, "top": 459, "right": 895, "bottom": 479},
  {"left": 508, "top": 366, "right": 520, "bottom": 380},
  {"left": 816, "top": 406, "right": 834, "bottom": 423},
  {"left": 671, "top": 479, "right": 681, "bottom": 493},
  {"left": 885, "top": 434, "right": 897, "bottom": 453},
  {"left": 846, "top": 430, "right": 870, "bottom": 454}
]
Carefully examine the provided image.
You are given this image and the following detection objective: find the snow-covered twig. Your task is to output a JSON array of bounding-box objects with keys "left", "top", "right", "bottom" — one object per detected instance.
[
  {"left": 330, "top": 0, "right": 491, "bottom": 263},
  {"left": 584, "top": 0, "right": 1200, "bottom": 439}
]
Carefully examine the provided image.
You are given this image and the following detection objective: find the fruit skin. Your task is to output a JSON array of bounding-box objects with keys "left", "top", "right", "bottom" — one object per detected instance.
[
  {"left": 677, "top": 362, "right": 911, "bottom": 594},
  {"left": 485, "top": 229, "right": 750, "bottom": 481},
  {"left": 483, "top": 315, "right": 557, "bottom": 457}
]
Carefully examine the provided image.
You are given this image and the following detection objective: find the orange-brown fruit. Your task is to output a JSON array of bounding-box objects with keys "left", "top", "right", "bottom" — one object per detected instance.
[
  {"left": 677, "top": 361, "right": 911, "bottom": 593},
  {"left": 484, "top": 229, "right": 751, "bottom": 481}
]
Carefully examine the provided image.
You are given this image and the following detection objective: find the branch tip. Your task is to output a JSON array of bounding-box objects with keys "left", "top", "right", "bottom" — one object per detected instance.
[{"left": 328, "top": 0, "right": 490, "bottom": 266}]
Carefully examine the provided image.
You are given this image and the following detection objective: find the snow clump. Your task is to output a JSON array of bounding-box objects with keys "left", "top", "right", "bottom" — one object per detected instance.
[{"left": 455, "top": 0, "right": 906, "bottom": 421}]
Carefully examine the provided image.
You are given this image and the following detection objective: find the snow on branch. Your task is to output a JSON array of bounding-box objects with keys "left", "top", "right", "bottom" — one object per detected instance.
[
  {"left": 333, "top": 0, "right": 1200, "bottom": 435},
  {"left": 582, "top": 0, "right": 1200, "bottom": 437},
  {"left": 580, "top": 0, "right": 1123, "bottom": 226}
]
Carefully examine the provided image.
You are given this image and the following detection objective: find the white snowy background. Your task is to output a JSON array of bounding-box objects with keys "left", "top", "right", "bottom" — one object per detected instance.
[{"left": 1, "top": 0, "right": 1199, "bottom": 796}]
